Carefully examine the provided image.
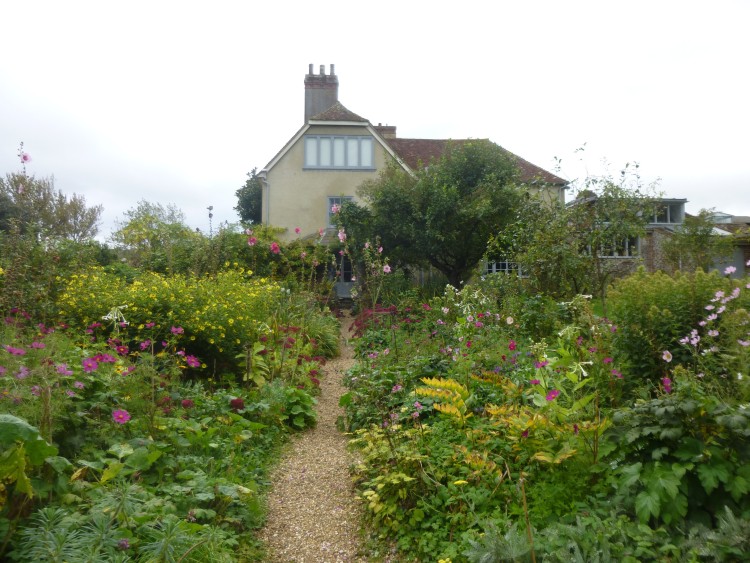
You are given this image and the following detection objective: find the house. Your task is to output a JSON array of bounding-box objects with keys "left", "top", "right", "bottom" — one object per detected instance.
[
  {"left": 257, "top": 64, "right": 567, "bottom": 243},
  {"left": 708, "top": 212, "right": 750, "bottom": 277}
]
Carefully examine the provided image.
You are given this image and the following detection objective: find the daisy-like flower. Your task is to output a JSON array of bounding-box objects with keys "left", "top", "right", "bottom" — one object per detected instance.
[
  {"left": 112, "top": 409, "right": 131, "bottom": 424},
  {"left": 662, "top": 350, "right": 673, "bottom": 363}
]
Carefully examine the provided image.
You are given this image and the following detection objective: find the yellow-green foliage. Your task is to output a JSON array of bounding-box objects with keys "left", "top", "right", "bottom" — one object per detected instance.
[
  {"left": 57, "top": 266, "right": 282, "bottom": 366},
  {"left": 417, "top": 377, "right": 472, "bottom": 424}
]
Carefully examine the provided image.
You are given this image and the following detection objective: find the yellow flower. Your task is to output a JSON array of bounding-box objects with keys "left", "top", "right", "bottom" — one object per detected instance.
[{"left": 452, "top": 480, "right": 468, "bottom": 486}]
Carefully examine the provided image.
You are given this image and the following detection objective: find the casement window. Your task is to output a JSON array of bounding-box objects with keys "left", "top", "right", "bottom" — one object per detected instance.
[
  {"left": 599, "top": 236, "right": 639, "bottom": 258},
  {"left": 304, "top": 136, "right": 374, "bottom": 169},
  {"left": 485, "top": 258, "right": 526, "bottom": 277},
  {"left": 328, "top": 196, "right": 353, "bottom": 227}
]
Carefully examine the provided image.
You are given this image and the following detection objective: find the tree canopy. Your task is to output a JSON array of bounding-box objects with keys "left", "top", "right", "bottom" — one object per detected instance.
[
  {"left": 235, "top": 168, "right": 262, "bottom": 224},
  {"left": 350, "top": 140, "right": 523, "bottom": 286},
  {"left": 0, "top": 173, "right": 102, "bottom": 241}
]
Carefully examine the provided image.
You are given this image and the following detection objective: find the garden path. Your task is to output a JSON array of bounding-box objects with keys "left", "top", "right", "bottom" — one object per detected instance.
[{"left": 259, "top": 314, "right": 368, "bottom": 562}]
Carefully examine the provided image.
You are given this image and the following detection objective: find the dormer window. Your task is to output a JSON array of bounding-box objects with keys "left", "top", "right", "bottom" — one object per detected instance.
[
  {"left": 304, "top": 135, "right": 374, "bottom": 169},
  {"left": 651, "top": 202, "right": 685, "bottom": 224}
]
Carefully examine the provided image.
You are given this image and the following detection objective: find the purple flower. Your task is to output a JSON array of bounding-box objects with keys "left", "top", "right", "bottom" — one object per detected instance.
[
  {"left": 534, "top": 361, "right": 549, "bottom": 369},
  {"left": 139, "top": 339, "right": 152, "bottom": 351},
  {"left": 546, "top": 389, "right": 560, "bottom": 401},
  {"left": 414, "top": 401, "right": 423, "bottom": 411},
  {"left": 56, "top": 363, "right": 73, "bottom": 376},
  {"left": 611, "top": 369, "right": 623, "bottom": 379},
  {"left": 145, "top": 322, "right": 155, "bottom": 328},
  {"left": 602, "top": 357, "right": 613, "bottom": 364},
  {"left": 0, "top": 366, "right": 6, "bottom": 376},
  {"left": 724, "top": 266, "right": 736, "bottom": 275},
  {"left": 65, "top": 390, "right": 76, "bottom": 397},
  {"left": 15, "top": 366, "right": 30, "bottom": 380},
  {"left": 3, "top": 345, "right": 26, "bottom": 356},
  {"left": 116, "top": 345, "right": 129, "bottom": 356},
  {"left": 662, "top": 377, "right": 672, "bottom": 394},
  {"left": 530, "top": 379, "right": 540, "bottom": 385},
  {"left": 74, "top": 381, "right": 85, "bottom": 389},
  {"left": 30, "top": 341, "right": 46, "bottom": 349},
  {"left": 82, "top": 358, "right": 98, "bottom": 372},
  {"left": 112, "top": 409, "right": 131, "bottom": 424},
  {"left": 185, "top": 355, "right": 201, "bottom": 368},
  {"left": 171, "top": 326, "right": 184, "bottom": 334},
  {"left": 391, "top": 384, "right": 403, "bottom": 393}
]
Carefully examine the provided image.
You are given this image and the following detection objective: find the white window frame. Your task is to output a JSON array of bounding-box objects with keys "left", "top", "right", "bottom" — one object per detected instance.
[
  {"left": 485, "top": 258, "right": 526, "bottom": 277},
  {"left": 598, "top": 236, "right": 640, "bottom": 258},
  {"left": 304, "top": 135, "right": 375, "bottom": 170}
]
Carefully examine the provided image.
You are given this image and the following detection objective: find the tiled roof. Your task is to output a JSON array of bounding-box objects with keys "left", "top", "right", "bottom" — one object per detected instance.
[
  {"left": 309, "top": 101, "right": 368, "bottom": 122},
  {"left": 385, "top": 138, "right": 567, "bottom": 186}
]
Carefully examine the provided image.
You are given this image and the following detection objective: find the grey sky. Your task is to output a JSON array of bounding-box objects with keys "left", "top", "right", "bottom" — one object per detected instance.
[{"left": 1, "top": 1, "right": 748, "bottom": 239}]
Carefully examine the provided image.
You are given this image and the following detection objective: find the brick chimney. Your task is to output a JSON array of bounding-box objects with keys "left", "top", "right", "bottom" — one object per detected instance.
[
  {"left": 304, "top": 64, "right": 338, "bottom": 122},
  {"left": 374, "top": 123, "right": 397, "bottom": 139}
]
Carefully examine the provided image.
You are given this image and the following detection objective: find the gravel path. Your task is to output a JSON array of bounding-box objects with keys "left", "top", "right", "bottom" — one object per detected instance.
[{"left": 259, "top": 315, "right": 368, "bottom": 562}]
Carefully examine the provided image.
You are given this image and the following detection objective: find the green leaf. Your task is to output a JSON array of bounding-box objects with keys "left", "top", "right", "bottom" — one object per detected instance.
[
  {"left": 45, "top": 456, "right": 73, "bottom": 474},
  {"left": 100, "top": 461, "right": 124, "bottom": 484},
  {"left": 25, "top": 438, "right": 58, "bottom": 466},
  {"left": 649, "top": 465, "right": 681, "bottom": 500},
  {"left": 339, "top": 392, "right": 353, "bottom": 407},
  {"left": 108, "top": 443, "right": 134, "bottom": 460},
  {"left": 0, "top": 414, "right": 41, "bottom": 446},
  {"left": 635, "top": 489, "right": 660, "bottom": 523},
  {"left": 697, "top": 463, "right": 730, "bottom": 494},
  {"left": 619, "top": 463, "right": 643, "bottom": 488},
  {"left": 0, "top": 444, "right": 34, "bottom": 497}
]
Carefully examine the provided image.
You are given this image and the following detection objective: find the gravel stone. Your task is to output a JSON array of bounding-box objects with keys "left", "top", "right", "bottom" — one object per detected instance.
[{"left": 259, "top": 315, "right": 368, "bottom": 562}]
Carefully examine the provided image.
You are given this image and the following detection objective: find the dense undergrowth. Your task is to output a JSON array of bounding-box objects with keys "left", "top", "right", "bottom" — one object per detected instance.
[{"left": 343, "top": 267, "right": 750, "bottom": 562}]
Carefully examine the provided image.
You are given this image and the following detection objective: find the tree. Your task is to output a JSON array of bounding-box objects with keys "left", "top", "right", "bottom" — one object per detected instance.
[
  {"left": 494, "top": 164, "right": 657, "bottom": 306},
  {"left": 661, "top": 209, "right": 735, "bottom": 272},
  {"left": 353, "top": 140, "right": 523, "bottom": 287},
  {"left": 235, "top": 168, "right": 262, "bottom": 224},
  {"left": 110, "top": 200, "right": 200, "bottom": 273},
  {"left": 0, "top": 173, "right": 102, "bottom": 241}
]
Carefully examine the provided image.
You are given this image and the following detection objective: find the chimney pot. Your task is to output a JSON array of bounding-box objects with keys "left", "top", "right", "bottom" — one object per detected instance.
[
  {"left": 304, "top": 63, "right": 339, "bottom": 122},
  {"left": 330, "top": 64, "right": 335, "bottom": 75},
  {"left": 319, "top": 64, "right": 325, "bottom": 75},
  {"left": 308, "top": 63, "right": 313, "bottom": 74}
]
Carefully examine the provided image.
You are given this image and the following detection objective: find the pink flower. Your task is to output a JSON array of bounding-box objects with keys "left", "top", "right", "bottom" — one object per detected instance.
[
  {"left": 530, "top": 379, "right": 540, "bottom": 385},
  {"left": 331, "top": 203, "right": 341, "bottom": 214},
  {"left": 295, "top": 227, "right": 301, "bottom": 234},
  {"left": 508, "top": 340, "right": 517, "bottom": 351},
  {"left": 3, "top": 345, "right": 26, "bottom": 356},
  {"left": 20, "top": 152, "right": 31, "bottom": 163},
  {"left": 270, "top": 242, "right": 281, "bottom": 254},
  {"left": 56, "top": 363, "right": 73, "bottom": 376},
  {"left": 181, "top": 399, "right": 194, "bottom": 408},
  {"left": 82, "top": 357, "right": 98, "bottom": 372},
  {"left": 546, "top": 389, "right": 560, "bottom": 401},
  {"left": 171, "top": 326, "right": 184, "bottom": 334},
  {"left": 185, "top": 355, "right": 201, "bottom": 368},
  {"left": 383, "top": 264, "right": 391, "bottom": 273},
  {"left": 145, "top": 322, "right": 155, "bottom": 328},
  {"left": 112, "top": 409, "right": 131, "bottom": 424},
  {"left": 116, "top": 345, "right": 129, "bottom": 356},
  {"left": 319, "top": 228, "right": 324, "bottom": 237},
  {"left": 602, "top": 357, "right": 613, "bottom": 364},
  {"left": 662, "top": 377, "right": 672, "bottom": 394},
  {"left": 338, "top": 229, "right": 347, "bottom": 243},
  {"left": 245, "top": 228, "right": 253, "bottom": 236},
  {"left": 611, "top": 369, "right": 623, "bottom": 379},
  {"left": 74, "top": 381, "right": 85, "bottom": 389},
  {"left": 662, "top": 350, "right": 672, "bottom": 363},
  {"left": 301, "top": 251, "right": 307, "bottom": 259},
  {"left": 724, "top": 266, "right": 737, "bottom": 275},
  {"left": 534, "top": 361, "right": 548, "bottom": 368},
  {"left": 738, "top": 340, "right": 750, "bottom": 347},
  {"left": 30, "top": 341, "right": 45, "bottom": 349},
  {"left": 139, "top": 339, "right": 152, "bottom": 351},
  {"left": 378, "top": 246, "right": 383, "bottom": 253},
  {"left": 247, "top": 236, "right": 257, "bottom": 246},
  {"left": 391, "top": 384, "right": 403, "bottom": 393}
]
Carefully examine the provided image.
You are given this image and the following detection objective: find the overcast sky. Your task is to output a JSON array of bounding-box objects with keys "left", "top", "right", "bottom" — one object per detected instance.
[{"left": 1, "top": 1, "right": 748, "bottom": 240}]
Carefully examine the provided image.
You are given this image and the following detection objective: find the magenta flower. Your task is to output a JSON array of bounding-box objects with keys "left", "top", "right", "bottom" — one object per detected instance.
[
  {"left": 20, "top": 152, "right": 31, "bottom": 163},
  {"left": 185, "top": 355, "right": 201, "bottom": 368},
  {"left": 508, "top": 340, "right": 517, "bottom": 351},
  {"left": 112, "top": 409, "right": 131, "bottom": 424},
  {"left": 602, "top": 357, "right": 613, "bottom": 364},
  {"left": 145, "top": 322, "right": 156, "bottom": 328},
  {"left": 662, "top": 377, "right": 672, "bottom": 394},
  {"left": 30, "top": 341, "right": 46, "bottom": 349},
  {"left": 530, "top": 379, "right": 540, "bottom": 385},
  {"left": 171, "top": 326, "right": 184, "bottom": 335},
  {"left": 331, "top": 203, "right": 341, "bottom": 214},
  {"left": 0, "top": 366, "right": 6, "bottom": 376},
  {"left": 247, "top": 236, "right": 258, "bottom": 246},
  {"left": 295, "top": 227, "right": 301, "bottom": 234},
  {"left": 116, "top": 345, "right": 129, "bottom": 355},
  {"left": 74, "top": 381, "right": 85, "bottom": 389},
  {"left": 65, "top": 390, "right": 75, "bottom": 397},
  {"left": 414, "top": 401, "right": 423, "bottom": 411},
  {"left": 82, "top": 357, "right": 98, "bottom": 372},
  {"left": 611, "top": 369, "right": 623, "bottom": 379},
  {"left": 391, "top": 384, "right": 403, "bottom": 393},
  {"left": 139, "top": 339, "right": 152, "bottom": 351},
  {"left": 181, "top": 399, "right": 194, "bottom": 409},
  {"left": 545, "top": 389, "right": 560, "bottom": 401},
  {"left": 383, "top": 265, "right": 391, "bottom": 273},
  {"left": 56, "top": 363, "right": 73, "bottom": 376},
  {"left": 534, "top": 360, "right": 549, "bottom": 369},
  {"left": 15, "top": 366, "right": 30, "bottom": 380},
  {"left": 270, "top": 242, "right": 281, "bottom": 254},
  {"left": 3, "top": 345, "right": 26, "bottom": 356},
  {"left": 31, "top": 385, "right": 41, "bottom": 396},
  {"left": 337, "top": 229, "right": 347, "bottom": 243}
]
